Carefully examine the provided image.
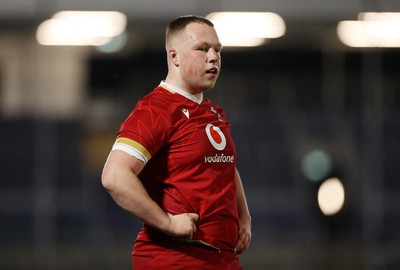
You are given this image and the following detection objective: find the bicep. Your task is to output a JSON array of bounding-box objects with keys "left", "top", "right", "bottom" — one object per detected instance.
[
  {"left": 102, "top": 150, "right": 145, "bottom": 190},
  {"left": 106, "top": 149, "right": 145, "bottom": 175}
]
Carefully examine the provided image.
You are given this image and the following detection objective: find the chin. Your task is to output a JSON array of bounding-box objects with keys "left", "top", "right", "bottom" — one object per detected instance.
[
  {"left": 193, "top": 80, "right": 217, "bottom": 93},
  {"left": 205, "top": 80, "right": 218, "bottom": 89},
  {"left": 202, "top": 84, "right": 216, "bottom": 92}
]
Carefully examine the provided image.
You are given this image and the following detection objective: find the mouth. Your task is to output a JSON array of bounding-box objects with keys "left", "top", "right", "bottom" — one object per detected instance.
[{"left": 206, "top": 66, "right": 219, "bottom": 75}]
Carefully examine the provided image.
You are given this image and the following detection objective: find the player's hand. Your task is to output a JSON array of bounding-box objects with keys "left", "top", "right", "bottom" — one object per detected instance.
[
  {"left": 165, "top": 212, "right": 199, "bottom": 240},
  {"left": 235, "top": 217, "right": 251, "bottom": 254}
]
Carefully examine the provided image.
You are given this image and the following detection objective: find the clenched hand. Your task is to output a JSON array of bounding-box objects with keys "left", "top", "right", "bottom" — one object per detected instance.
[{"left": 165, "top": 212, "right": 199, "bottom": 240}]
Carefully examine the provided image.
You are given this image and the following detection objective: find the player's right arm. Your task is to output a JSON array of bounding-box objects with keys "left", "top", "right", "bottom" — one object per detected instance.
[{"left": 101, "top": 149, "right": 199, "bottom": 239}]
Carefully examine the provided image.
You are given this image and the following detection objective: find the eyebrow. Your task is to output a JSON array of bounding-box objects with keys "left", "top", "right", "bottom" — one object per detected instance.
[{"left": 196, "top": 41, "right": 222, "bottom": 49}]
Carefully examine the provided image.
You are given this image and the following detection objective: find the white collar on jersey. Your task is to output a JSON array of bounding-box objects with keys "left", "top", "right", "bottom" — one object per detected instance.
[{"left": 160, "top": 81, "right": 203, "bottom": 105}]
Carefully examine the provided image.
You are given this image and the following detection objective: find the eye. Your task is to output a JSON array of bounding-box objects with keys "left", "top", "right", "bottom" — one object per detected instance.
[
  {"left": 197, "top": 47, "right": 208, "bottom": 52},
  {"left": 215, "top": 45, "right": 223, "bottom": 52}
]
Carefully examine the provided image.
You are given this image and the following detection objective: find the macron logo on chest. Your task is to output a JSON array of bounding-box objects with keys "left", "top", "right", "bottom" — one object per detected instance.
[{"left": 181, "top": 108, "right": 190, "bottom": 119}]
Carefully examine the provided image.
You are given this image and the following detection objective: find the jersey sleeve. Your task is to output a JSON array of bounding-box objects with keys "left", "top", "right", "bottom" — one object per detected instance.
[{"left": 112, "top": 98, "right": 170, "bottom": 164}]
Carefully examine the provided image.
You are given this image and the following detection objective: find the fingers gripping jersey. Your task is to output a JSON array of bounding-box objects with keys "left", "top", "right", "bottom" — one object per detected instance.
[{"left": 113, "top": 83, "right": 239, "bottom": 251}]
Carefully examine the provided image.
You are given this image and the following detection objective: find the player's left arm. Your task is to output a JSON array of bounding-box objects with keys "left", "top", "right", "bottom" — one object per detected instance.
[{"left": 234, "top": 167, "right": 252, "bottom": 254}]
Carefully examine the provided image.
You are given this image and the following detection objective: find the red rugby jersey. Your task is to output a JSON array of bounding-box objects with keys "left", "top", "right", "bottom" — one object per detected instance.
[{"left": 114, "top": 82, "right": 239, "bottom": 251}]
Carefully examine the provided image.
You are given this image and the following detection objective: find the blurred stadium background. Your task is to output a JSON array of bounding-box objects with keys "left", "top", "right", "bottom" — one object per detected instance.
[{"left": 1, "top": 1, "right": 400, "bottom": 269}]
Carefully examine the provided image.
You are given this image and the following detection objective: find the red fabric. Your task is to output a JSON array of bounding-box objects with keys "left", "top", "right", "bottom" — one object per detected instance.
[
  {"left": 132, "top": 236, "right": 243, "bottom": 270},
  {"left": 117, "top": 86, "right": 239, "bottom": 251}
]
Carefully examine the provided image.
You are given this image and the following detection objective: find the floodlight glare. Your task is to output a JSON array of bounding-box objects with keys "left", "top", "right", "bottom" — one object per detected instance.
[
  {"left": 36, "top": 11, "right": 127, "bottom": 46},
  {"left": 337, "top": 12, "right": 400, "bottom": 48},
  {"left": 318, "top": 177, "right": 345, "bottom": 216},
  {"left": 207, "top": 12, "right": 286, "bottom": 47}
]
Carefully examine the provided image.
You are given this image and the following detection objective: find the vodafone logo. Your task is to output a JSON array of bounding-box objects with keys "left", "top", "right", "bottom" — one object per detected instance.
[{"left": 205, "top": 124, "right": 226, "bottom": 150}]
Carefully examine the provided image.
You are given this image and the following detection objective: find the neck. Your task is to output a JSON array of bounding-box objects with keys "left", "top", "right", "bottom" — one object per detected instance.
[
  {"left": 161, "top": 81, "right": 203, "bottom": 104},
  {"left": 164, "top": 75, "right": 203, "bottom": 99}
]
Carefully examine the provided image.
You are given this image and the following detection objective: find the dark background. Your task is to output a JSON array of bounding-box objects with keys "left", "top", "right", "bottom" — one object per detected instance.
[{"left": 1, "top": 1, "right": 400, "bottom": 269}]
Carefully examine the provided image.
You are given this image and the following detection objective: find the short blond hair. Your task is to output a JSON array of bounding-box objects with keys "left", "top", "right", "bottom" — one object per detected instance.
[{"left": 166, "top": 15, "right": 214, "bottom": 44}]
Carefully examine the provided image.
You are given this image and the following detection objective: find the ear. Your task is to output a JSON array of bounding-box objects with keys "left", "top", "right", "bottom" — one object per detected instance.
[{"left": 168, "top": 49, "right": 179, "bottom": 67}]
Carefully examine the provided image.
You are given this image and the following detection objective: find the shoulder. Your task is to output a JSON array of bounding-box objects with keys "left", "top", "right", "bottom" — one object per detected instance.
[
  {"left": 137, "top": 86, "right": 182, "bottom": 111},
  {"left": 125, "top": 86, "right": 186, "bottom": 127},
  {"left": 138, "top": 87, "right": 172, "bottom": 106}
]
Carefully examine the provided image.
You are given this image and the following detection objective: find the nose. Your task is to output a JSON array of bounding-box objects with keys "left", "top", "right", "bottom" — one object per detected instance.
[{"left": 208, "top": 48, "right": 220, "bottom": 63}]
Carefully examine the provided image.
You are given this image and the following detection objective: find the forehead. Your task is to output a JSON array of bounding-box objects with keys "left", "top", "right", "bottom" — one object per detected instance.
[{"left": 183, "top": 23, "right": 221, "bottom": 46}]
